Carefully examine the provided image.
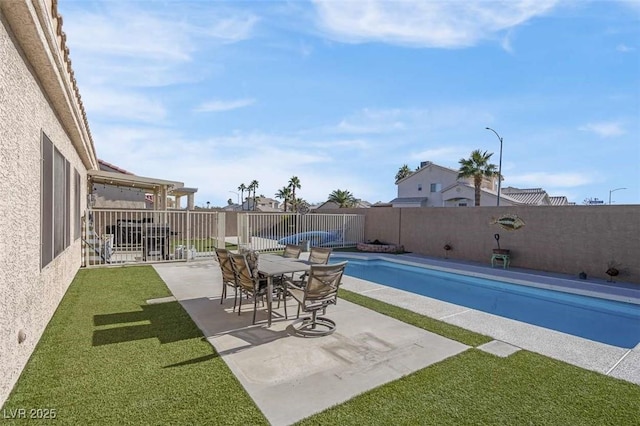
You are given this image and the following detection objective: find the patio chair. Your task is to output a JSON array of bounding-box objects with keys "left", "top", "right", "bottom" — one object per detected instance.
[
  {"left": 215, "top": 248, "right": 239, "bottom": 311},
  {"left": 229, "top": 253, "right": 268, "bottom": 325},
  {"left": 284, "top": 261, "right": 348, "bottom": 337},
  {"left": 308, "top": 247, "right": 332, "bottom": 265},
  {"left": 289, "top": 246, "right": 333, "bottom": 289},
  {"left": 283, "top": 244, "right": 303, "bottom": 259},
  {"left": 273, "top": 244, "right": 304, "bottom": 307}
]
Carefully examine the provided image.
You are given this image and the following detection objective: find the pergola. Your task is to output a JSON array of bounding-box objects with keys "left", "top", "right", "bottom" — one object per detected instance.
[{"left": 87, "top": 169, "right": 197, "bottom": 210}]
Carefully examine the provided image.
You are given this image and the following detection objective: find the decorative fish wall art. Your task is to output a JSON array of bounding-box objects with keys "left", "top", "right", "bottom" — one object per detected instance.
[{"left": 491, "top": 214, "right": 525, "bottom": 231}]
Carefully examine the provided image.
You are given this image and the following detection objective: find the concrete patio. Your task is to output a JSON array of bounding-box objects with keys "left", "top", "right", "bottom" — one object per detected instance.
[{"left": 153, "top": 253, "right": 640, "bottom": 425}]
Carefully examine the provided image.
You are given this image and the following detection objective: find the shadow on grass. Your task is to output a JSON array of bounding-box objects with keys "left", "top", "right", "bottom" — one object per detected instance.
[
  {"left": 93, "top": 302, "right": 202, "bottom": 346},
  {"left": 163, "top": 354, "right": 218, "bottom": 368}
]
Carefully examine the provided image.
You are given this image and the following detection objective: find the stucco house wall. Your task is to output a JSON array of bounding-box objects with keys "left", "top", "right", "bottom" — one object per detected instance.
[{"left": 0, "top": 0, "right": 97, "bottom": 405}]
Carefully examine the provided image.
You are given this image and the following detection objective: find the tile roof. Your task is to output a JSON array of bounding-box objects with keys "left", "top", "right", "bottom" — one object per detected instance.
[
  {"left": 389, "top": 197, "right": 429, "bottom": 204},
  {"left": 98, "top": 159, "right": 135, "bottom": 175}
]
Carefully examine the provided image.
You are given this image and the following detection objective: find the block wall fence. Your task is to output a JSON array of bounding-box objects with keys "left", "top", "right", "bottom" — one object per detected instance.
[{"left": 330, "top": 205, "right": 639, "bottom": 284}]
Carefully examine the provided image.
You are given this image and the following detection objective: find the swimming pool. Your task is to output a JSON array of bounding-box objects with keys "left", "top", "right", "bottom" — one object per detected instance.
[{"left": 331, "top": 256, "right": 640, "bottom": 348}]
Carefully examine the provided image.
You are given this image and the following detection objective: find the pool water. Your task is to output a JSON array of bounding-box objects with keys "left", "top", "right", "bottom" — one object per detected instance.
[{"left": 332, "top": 256, "right": 640, "bottom": 348}]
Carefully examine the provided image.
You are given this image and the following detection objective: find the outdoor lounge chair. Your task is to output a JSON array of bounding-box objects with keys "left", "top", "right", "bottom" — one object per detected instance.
[
  {"left": 284, "top": 261, "right": 348, "bottom": 337},
  {"left": 229, "top": 253, "right": 268, "bottom": 325},
  {"left": 215, "top": 248, "right": 238, "bottom": 311}
]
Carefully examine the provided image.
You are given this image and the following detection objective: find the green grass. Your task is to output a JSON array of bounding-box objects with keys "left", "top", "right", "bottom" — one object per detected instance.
[
  {"left": 298, "top": 349, "right": 640, "bottom": 425},
  {"left": 4, "top": 267, "right": 639, "bottom": 425},
  {"left": 3, "top": 266, "right": 266, "bottom": 425},
  {"left": 338, "top": 289, "right": 492, "bottom": 347}
]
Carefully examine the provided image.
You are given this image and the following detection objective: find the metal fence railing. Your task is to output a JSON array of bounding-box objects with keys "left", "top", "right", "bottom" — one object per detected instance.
[
  {"left": 83, "top": 209, "right": 225, "bottom": 266},
  {"left": 237, "top": 213, "right": 365, "bottom": 252}
]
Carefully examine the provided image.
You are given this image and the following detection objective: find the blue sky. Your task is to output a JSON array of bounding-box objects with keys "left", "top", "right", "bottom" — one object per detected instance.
[{"left": 58, "top": 0, "right": 640, "bottom": 207}]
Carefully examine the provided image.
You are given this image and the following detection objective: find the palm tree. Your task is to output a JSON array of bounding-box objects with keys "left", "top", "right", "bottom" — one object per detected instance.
[
  {"left": 238, "top": 183, "right": 247, "bottom": 210},
  {"left": 395, "top": 164, "right": 412, "bottom": 183},
  {"left": 457, "top": 149, "right": 498, "bottom": 206},
  {"left": 249, "top": 179, "right": 259, "bottom": 211},
  {"left": 328, "top": 189, "right": 357, "bottom": 208},
  {"left": 288, "top": 176, "right": 301, "bottom": 212},
  {"left": 275, "top": 187, "right": 292, "bottom": 212}
]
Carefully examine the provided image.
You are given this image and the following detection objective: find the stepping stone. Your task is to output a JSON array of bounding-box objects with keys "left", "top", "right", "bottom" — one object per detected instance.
[
  {"left": 146, "top": 296, "right": 177, "bottom": 305},
  {"left": 477, "top": 340, "right": 521, "bottom": 357}
]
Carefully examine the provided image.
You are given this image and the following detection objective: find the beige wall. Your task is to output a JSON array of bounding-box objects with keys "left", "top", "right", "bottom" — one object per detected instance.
[
  {"left": 329, "top": 206, "right": 639, "bottom": 284},
  {"left": 0, "top": 2, "right": 94, "bottom": 405}
]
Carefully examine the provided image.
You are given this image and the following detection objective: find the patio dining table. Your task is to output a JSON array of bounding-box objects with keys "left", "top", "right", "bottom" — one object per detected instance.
[{"left": 257, "top": 254, "right": 312, "bottom": 327}]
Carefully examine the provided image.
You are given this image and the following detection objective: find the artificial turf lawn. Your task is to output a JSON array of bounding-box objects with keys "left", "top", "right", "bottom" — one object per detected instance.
[
  {"left": 298, "top": 348, "right": 640, "bottom": 426},
  {"left": 4, "top": 266, "right": 639, "bottom": 425},
  {"left": 3, "top": 266, "right": 267, "bottom": 425},
  {"left": 338, "top": 288, "right": 493, "bottom": 347}
]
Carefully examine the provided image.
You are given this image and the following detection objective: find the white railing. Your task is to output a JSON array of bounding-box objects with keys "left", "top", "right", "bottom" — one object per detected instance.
[
  {"left": 83, "top": 209, "right": 225, "bottom": 266},
  {"left": 237, "top": 213, "right": 364, "bottom": 252}
]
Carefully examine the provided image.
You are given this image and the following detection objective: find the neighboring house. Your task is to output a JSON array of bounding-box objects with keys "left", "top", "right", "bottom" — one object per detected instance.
[
  {"left": 501, "top": 187, "right": 573, "bottom": 206},
  {"left": 0, "top": 0, "right": 97, "bottom": 405},
  {"left": 391, "top": 161, "right": 570, "bottom": 207},
  {"left": 235, "top": 196, "right": 281, "bottom": 212},
  {"left": 91, "top": 159, "right": 198, "bottom": 209},
  {"left": 314, "top": 199, "right": 372, "bottom": 209}
]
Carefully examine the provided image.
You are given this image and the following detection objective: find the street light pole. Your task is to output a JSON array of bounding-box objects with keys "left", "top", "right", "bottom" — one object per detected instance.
[
  {"left": 608, "top": 187, "right": 626, "bottom": 205},
  {"left": 228, "top": 191, "right": 240, "bottom": 205},
  {"left": 486, "top": 127, "right": 503, "bottom": 207}
]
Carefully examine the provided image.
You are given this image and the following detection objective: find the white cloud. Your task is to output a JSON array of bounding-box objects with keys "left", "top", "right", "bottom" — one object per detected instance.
[
  {"left": 308, "top": 139, "right": 369, "bottom": 150},
  {"left": 194, "top": 98, "right": 256, "bottom": 113},
  {"left": 332, "top": 106, "right": 494, "bottom": 140},
  {"left": 89, "top": 123, "right": 389, "bottom": 204},
  {"left": 61, "top": 2, "right": 258, "bottom": 88},
  {"left": 616, "top": 44, "right": 636, "bottom": 52},
  {"left": 578, "top": 121, "right": 626, "bottom": 137},
  {"left": 507, "top": 172, "right": 594, "bottom": 188},
  {"left": 82, "top": 88, "right": 167, "bottom": 123},
  {"left": 200, "top": 15, "right": 260, "bottom": 42},
  {"left": 411, "top": 147, "right": 470, "bottom": 165},
  {"left": 312, "top": 0, "right": 559, "bottom": 48},
  {"left": 64, "top": 10, "right": 194, "bottom": 62}
]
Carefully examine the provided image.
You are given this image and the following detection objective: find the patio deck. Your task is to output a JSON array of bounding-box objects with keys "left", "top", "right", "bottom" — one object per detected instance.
[{"left": 153, "top": 254, "right": 639, "bottom": 425}]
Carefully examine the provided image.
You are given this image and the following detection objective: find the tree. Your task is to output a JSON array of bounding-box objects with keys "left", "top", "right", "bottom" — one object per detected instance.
[
  {"left": 395, "top": 164, "right": 412, "bottom": 183},
  {"left": 288, "top": 176, "right": 301, "bottom": 212},
  {"left": 275, "top": 186, "right": 292, "bottom": 212},
  {"left": 238, "top": 183, "right": 247, "bottom": 210},
  {"left": 457, "top": 149, "right": 498, "bottom": 206},
  {"left": 249, "top": 180, "right": 259, "bottom": 211},
  {"left": 290, "top": 197, "right": 305, "bottom": 212},
  {"left": 328, "top": 189, "right": 357, "bottom": 208}
]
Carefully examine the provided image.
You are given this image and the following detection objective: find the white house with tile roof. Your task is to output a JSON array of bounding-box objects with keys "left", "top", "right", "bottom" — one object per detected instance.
[{"left": 391, "top": 161, "right": 571, "bottom": 207}]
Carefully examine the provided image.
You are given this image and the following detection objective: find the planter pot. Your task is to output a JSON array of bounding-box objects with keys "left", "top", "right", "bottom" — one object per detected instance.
[{"left": 493, "top": 249, "right": 510, "bottom": 255}]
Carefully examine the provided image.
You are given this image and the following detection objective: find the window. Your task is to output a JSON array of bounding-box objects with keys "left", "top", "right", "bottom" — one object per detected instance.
[
  {"left": 41, "top": 133, "right": 71, "bottom": 269},
  {"left": 74, "top": 169, "right": 81, "bottom": 240},
  {"left": 458, "top": 202, "right": 468, "bottom": 207},
  {"left": 41, "top": 136, "right": 53, "bottom": 268},
  {"left": 417, "top": 184, "right": 422, "bottom": 191},
  {"left": 430, "top": 183, "right": 441, "bottom": 192}
]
